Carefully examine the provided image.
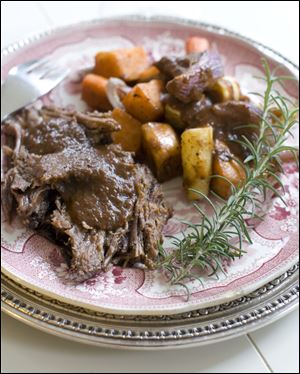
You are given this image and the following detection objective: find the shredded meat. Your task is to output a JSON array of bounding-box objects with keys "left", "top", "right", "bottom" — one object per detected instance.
[
  {"left": 186, "top": 101, "right": 262, "bottom": 159},
  {"left": 185, "top": 100, "right": 262, "bottom": 129},
  {"left": 163, "top": 98, "right": 262, "bottom": 159},
  {"left": 2, "top": 106, "right": 172, "bottom": 282},
  {"left": 155, "top": 51, "right": 224, "bottom": 103}
]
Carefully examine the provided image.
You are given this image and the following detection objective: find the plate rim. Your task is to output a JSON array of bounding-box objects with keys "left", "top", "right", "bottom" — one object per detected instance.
[
  {"left": 2, "top": 14, "right": 299, "bottom": 74},
  {"left": 2, "top": 263, "right": 299, "bottom": 349},
  {"left": 1, "top": 14, "right": 299, "bottom": 318},
  {"left": 1, "top": 251, "right": 298, "bottom": 315}
]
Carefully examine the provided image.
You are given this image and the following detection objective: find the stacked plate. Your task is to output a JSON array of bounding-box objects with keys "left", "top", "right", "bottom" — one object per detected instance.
[{"left": 1, "top": 16, "right": 299, "bottom": 349}]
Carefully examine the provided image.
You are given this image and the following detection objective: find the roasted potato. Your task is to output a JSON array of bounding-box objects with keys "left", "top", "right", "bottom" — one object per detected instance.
[
  {"left": 211, "top": 140, "right": 246, "bottom": 199},
  {"left": 138, "top": 65, "right": 160, "bottom": 82},
  {"left": 81, "top": 74, "right": 112, "bottom": 111},
  {"left": 112, "top": 108, "right": 142, "bottom": 153},
  {"left": 123, "top": 80, "right": 164, "bottom": 123},
  {"left": 94, "top": 46, "right": 149, "bottom": 82},
  {"left": 164, "top": 103, "right": 186, "bottom": 130},
  {"left": 207, "top": 76, "right": 241, "bottom": 103},
  {"left": 141, "top": 122, "right": 181, "bottom": 182},
  {"left": 181, "top": 127, "right": 214, "bottom": 200}
]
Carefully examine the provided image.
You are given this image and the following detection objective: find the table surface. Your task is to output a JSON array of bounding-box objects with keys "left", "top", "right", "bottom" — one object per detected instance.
[{"left": 1, "top": 1, "right": 299, "bottom": 373}]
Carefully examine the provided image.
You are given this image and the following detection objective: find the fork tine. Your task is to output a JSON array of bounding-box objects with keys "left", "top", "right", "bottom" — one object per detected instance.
[
  {"left": 30, "top": 62, "right": 56, "bottom": 79},
  {"left": 18, "top": 59, "right": 40, "bottom": 71},
  {"left": 23, "top": 57, "right": 49, "bottom": 73},
  {"left": 42, "top": 66, "right": 69, "bottom": 81},
  {"left": 38, "top": 65, "right": 66, "bottom": 80}
]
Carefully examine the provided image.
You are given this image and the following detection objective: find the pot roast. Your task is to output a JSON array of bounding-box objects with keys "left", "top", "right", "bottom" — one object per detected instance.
[{"left": 1, "top": 106, "right": 172, "bottom": 282}]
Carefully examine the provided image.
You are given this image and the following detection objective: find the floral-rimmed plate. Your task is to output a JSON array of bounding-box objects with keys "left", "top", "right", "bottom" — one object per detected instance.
[
  {"left": 1, "top": 15, "right": 299, "bottom": 316},
  {"left": 1, "top": 263, "right": 299, "bottom": 349}
]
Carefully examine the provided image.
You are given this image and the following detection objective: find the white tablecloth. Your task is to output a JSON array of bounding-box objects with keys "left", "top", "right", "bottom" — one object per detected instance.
[{"left": 1, "top": 1, "right": 299, "bottom": 373}]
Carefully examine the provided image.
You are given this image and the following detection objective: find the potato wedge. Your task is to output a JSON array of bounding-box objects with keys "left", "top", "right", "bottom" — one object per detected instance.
[
  {"left": 211, "top": 140, "right": 246, "bottom": 199},
  {"left": 181, "top": 127, "right": 214, "bottom": 200},
  {"left": 123, "top": 80, "right": 164, "bottom": 123},
  {"left": 111, "top": 108, "right": 142, "bottom": 153},
  {"left": 94, "top": 46, "right": 149, "bottom": 81},
  {"left": 164, "top": 103, "right": 186, "bottom": 130},
  {"left": 141, "top": 122, "right": 181, "bottom": 182},
  {"left": 207, "top": 76, "right": 241, "bottom": 103}
]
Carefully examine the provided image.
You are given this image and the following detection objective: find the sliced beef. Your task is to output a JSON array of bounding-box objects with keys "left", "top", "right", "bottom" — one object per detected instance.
[
  {"left": 2, "top": 147, "right": 42, "bottom": 223},
  {"left": 2, "top": 105, "right": 172, "bottom": 282},
  {"left": 1, "top": 168, "right": 16, "bottom": 221},
  {"left": 128, "top": 165, "right": 172, "bottom": 267},
  {"left": 50, "top": 201, "right": 105, "bottom": 281},
  {"left": 23, "top": 118, "right": 87, "bottom": 155},
  {"left": 22, "top": 106, "right": 121, "bottom": 154},
  {"left": 14, "top": 187, "right": 52, "bottom": 229},
  {"left": 41, "top": 106, "right": 120, "bottom": 132},
  {"left": 1, "top": 119, "right": 22, "bottom": 155},
  {"left": 39, "top": 145, "right": 137, "bottom": 231}
]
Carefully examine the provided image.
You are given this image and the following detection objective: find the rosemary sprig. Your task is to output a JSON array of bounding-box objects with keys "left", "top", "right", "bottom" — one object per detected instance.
[{"left": 158, "top": 60, "right": 299, "bottom": 295}]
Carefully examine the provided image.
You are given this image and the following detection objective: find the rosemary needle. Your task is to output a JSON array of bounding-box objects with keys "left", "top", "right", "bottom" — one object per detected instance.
[{"left": 158, "top": 60, "right": 299, "bottom": 294}]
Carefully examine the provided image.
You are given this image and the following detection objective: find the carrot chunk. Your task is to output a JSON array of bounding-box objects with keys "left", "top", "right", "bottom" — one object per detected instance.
[
  {"left": 95, "top": 46, "right": 149, "bottom": 81},
  {"left": 122, "top": 80, "right": 164, "bottom": 123},
  {"left": 185, "top": 36, "right": 210, "bottom": 54},
  {"left": 82, "top": 74, "right": 111, "bottom": 110},
  {"left": 112, "top": 108, "right": 142, "bottom": 153}
]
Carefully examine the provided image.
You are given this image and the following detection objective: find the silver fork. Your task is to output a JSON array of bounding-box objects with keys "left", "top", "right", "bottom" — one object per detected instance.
[{"left": 1, "top": 58, "right": 69, "bottom": 121}]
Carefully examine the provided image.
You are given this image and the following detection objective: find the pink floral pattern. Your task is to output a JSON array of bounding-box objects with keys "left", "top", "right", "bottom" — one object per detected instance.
[
  {"left": 1, "top": 212, "right": 34, "bottom": 253},
  {"left": 1, "top": 21, "right": 299, "bottom": 314},
  {"left": 269, "top": 168, "right": 299, "bottom": 225}
]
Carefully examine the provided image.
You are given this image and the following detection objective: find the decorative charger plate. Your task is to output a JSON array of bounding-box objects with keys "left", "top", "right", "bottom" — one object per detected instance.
[{"left": 1, "top": 15, "right": 299, "bottom": 347}]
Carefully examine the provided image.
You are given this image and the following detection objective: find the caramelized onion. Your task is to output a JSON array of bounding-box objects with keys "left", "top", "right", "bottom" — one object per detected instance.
[{"left": 106, "top": 78, "right": 130, "bottom": 109}]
